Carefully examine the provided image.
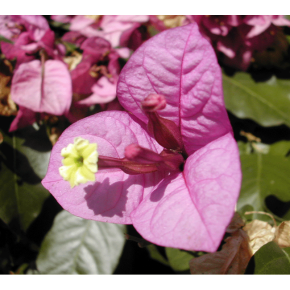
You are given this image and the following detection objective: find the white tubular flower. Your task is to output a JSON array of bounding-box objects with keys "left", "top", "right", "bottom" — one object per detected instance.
[{"left": 59, "top": 137, "right": 98, "bottom": 188}]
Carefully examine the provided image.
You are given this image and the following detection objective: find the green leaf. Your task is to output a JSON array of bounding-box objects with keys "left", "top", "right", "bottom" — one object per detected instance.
[
  {"left": 33, "top": 210, "right": 126, "bottom": 274},
  {"left": 165, "top": 247, "right": 194, "bottom": 272},
  {"left": 148, "top": 25, "right": 160, "bottom": 37},
  {"left": 237, "top": 141, "right": 290, "bottom": 220},
  {"left": 249, "top": 242, "right": 290, "bottom": 274},
  {"left": 237, "top": 204, "right": 254, "bottom": 222},
  {"left": 0, "top": 35, "right": 14, "bottom": 44},
  {"left": 49, "top": 20, "right": 70, "bottom": 31},
  {"left": 223, "top": 72, "right": 290, "bottom": 127},
  {"left": 0, "top": 124, "right": 51, "bottom": 231},
  {"left": 62, "top": 41, "right": 78, "bottom": 54},
  {"left": 146, "top": 244, "right": 170, "bottom": 266}
]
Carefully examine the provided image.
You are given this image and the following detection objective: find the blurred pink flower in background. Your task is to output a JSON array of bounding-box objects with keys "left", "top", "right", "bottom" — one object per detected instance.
[
  {"left": 0, "top": 16, "right": 72, "bottom": 131},
  {"left": 9, "top": 59, "right": 72, "bottom": 131},
  {"left": 11, "top": 60, "right": 72, "bottom": 113},
  {"left": 9, "top": 106, "right": 37, "bottom": 132},
  {"left": 0, "top": 15, "right": 22, "bottom": 41},
  {"left": 3, "top": 14, "right": 288, "bottom": 134},
  {"left": 1, "top": 15, "right": 65, "bottom": 68},
  {"left": 53, "top": 15, "right": 149, "bottom": 49},
  {"left": 189, "top": 15, "right": 290, "bottom": 70},
  {"left": 65, "top": 36, "right": 129, "bottom": 123}
]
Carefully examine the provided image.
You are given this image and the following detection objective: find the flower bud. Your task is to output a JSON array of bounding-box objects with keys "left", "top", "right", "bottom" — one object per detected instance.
[{"left": 141, "top": 93, "right": 166, "bottom": 112}]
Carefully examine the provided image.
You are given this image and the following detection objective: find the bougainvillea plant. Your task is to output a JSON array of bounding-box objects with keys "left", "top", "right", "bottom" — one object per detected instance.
[
  {"left": 1, "top": 15, "right": 72, "bottom": 132},
  {"left": 42, "top": 23, "right": 241, "bottom": 252}
]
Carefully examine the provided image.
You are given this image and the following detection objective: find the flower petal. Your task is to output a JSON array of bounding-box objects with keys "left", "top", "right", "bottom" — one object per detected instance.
[
  {"left": 11, "top": 60, "right": 72, "bottom": 115},
  {"left": 42, "top": 111, "right": 164, "bottom": 224},
  {"left": 77, "top": 77, "right": 116, "bottom": 106},
  {"left": 117, "top": 23, "right": 232, "bottom": 155},
  {"left": 131, "top": 133, "right": 241, "bottom": 252},
  {"left": 16, "top": 15, "right": 50, "bottom": 41},
  {"left": 8, "top": 106, "right": 36, "bottom": 132},
  {"left": 94, "top": 15, "right": 148, "bottom": 47}
]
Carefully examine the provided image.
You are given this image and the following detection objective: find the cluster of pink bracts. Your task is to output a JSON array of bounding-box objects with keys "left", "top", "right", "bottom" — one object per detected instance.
[
  {"left": 1, "top": 15, "right": 289, "bottom": 252},
  {"left": 0, "top": 15, "right": 150, "bottom": 132},
  {"left": 42, "top": 22, "right": 241, "bottom": 252},
  {"left": 191, "top": 15, "right": 290, "bottom": 70},
  {"left": 1, "top": 15, "right": 290, "bottom": 133}
]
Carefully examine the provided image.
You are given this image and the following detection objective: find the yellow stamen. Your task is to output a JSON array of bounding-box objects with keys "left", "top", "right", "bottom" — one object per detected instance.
[{"left": 59, "top": 137, "right": 98, "bottom": 188}]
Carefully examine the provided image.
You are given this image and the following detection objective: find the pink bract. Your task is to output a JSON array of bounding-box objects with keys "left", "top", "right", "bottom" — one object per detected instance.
[
  {"left": 117, "top": 23, "right": 232, "bottom": 154},
  {"left": 0, "top": 15, "right": 22, "bottom": 40},
  {"left": 42, "top": 23, "right": 241, "bottom": 252},
  {"left": 243, "top": 15, "right": 290, "bottom": 38},
  {"left": 70, "top": 36, "right": 120, "bottom": 102},
  {"left": 1, "top": 18, "right": 65, "bottom": 69},
  {"left": 97, "top": 15, "right": 149, "bottom": 48},
  {"left": 191, "top": 15, "right": 290, "bottom": 71},
  {"left": 0, "top": 15, "right": 49, "bottom": 42},
  {"left": 11, "top": 59, "right": 72, "bottom": 115},
  {"left": 77, "top": 76, "right": 116, "bottom": 106},
  {"left": 12, "top": 15, "right": 50, "bottom": 41},
  {"left": 9, "top": 106, "right": 37, "bottom": 132},
  {"left": 66, "top": 15, "right": 149, "bottom": 48}
]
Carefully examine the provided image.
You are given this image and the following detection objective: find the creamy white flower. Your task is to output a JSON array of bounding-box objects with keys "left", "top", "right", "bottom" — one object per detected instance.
[{"left": 59, "top": 137, "right": 98, "bottom": 188}]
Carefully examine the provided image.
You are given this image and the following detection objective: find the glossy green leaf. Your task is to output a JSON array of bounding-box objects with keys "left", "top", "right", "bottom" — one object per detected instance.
[
  {"left": 0, "top": 124, "right": 51, "bottom": 231},
  {"left": 237, "top": 204, "right": 254, "bottom": 222},
  {"left": 250, "top": 242, "right": 290, "bottom": 274},
  {"left": 62, "top": 41, "right": 78, "bottom": 54},
  {"left": 146, "top": 244, "right": 170, "bottom": 266},
  {"left": 165, "top": 248, "right": 194, "bottom": 272},
  {"left": 223, "top": 72, "right": 290, "bottom": 127},
  {"left": 33, "top": 210, "right": 126, "bottom": 274},
  {"left": 237, "top": 141, "right": 290, "bottom": 220}
]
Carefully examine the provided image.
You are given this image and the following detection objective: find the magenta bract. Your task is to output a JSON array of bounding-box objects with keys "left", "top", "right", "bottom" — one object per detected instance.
[
  {"left": 59, "top": 15, "right": 149, "bottom": 48},
  {"left": 0, "top": 15, "right": 21, "bottom": 40},
  {"left": 117, "top": 23, "right": 233, "bottom": 154},
  {"left": 9, "top": 106, "right": 37, "bottom": 132},
  {"left": 70, "top": 36, "right": 120, "bottom": 105},
  {"left": 191, "top": 15, "right": 290, "bottom": 70},
  {"left": 11, "top": 60, "right": 72, "bottom": 115},
  {"left": 42, "top": 23, "right": 241, "bottom": 252},
  {"left": 1, "top": 16, "right": 64, "bottom": 69},
  {"left": 77, "top": 76, "right": 116, "bottom": 106}
]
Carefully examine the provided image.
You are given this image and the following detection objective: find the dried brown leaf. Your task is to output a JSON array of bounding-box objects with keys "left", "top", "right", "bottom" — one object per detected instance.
[
  {"left": 243, "top": 220, "right": 276, "bottom": 255},
  {"left": 0, "top": 74, "right": 11, "bottom": 98},
  {"left": 0, "top": 59, "right": 17, "bottom": 116},
  {"left": 85, "top": 15, "right": 101, "bottom": 21},
  {"left": 274, "top": 221, "right": 290, "bottom": 248},
  {"left": 49, "top": 128, "right": 62, "bottom": 146},
  {"left": 189, "top": 229, "right": 252, "bottom": 274},
  {"left": 64, "top": 51, "right": 82, "bottom": 71},
  {"left": 240, "top": 130, "right": 261, "bottom": 143},
  {"left": 156, "top": 15, "right": 186, "bottom": 29},
  {"left": 0, "top": 93, "right": 17, "bottom": 116},
  {"left": 0, "top": 58, "right": 13, "bottom": 97},
  {"left": 226, "top": 212, "right": 245, "bottom": 233},
  {"left": 251, "top": 142, "right": 270, "bottom": 154},
  {"left": 44, "top": 116, "right": 66, "bottom": 146}
]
